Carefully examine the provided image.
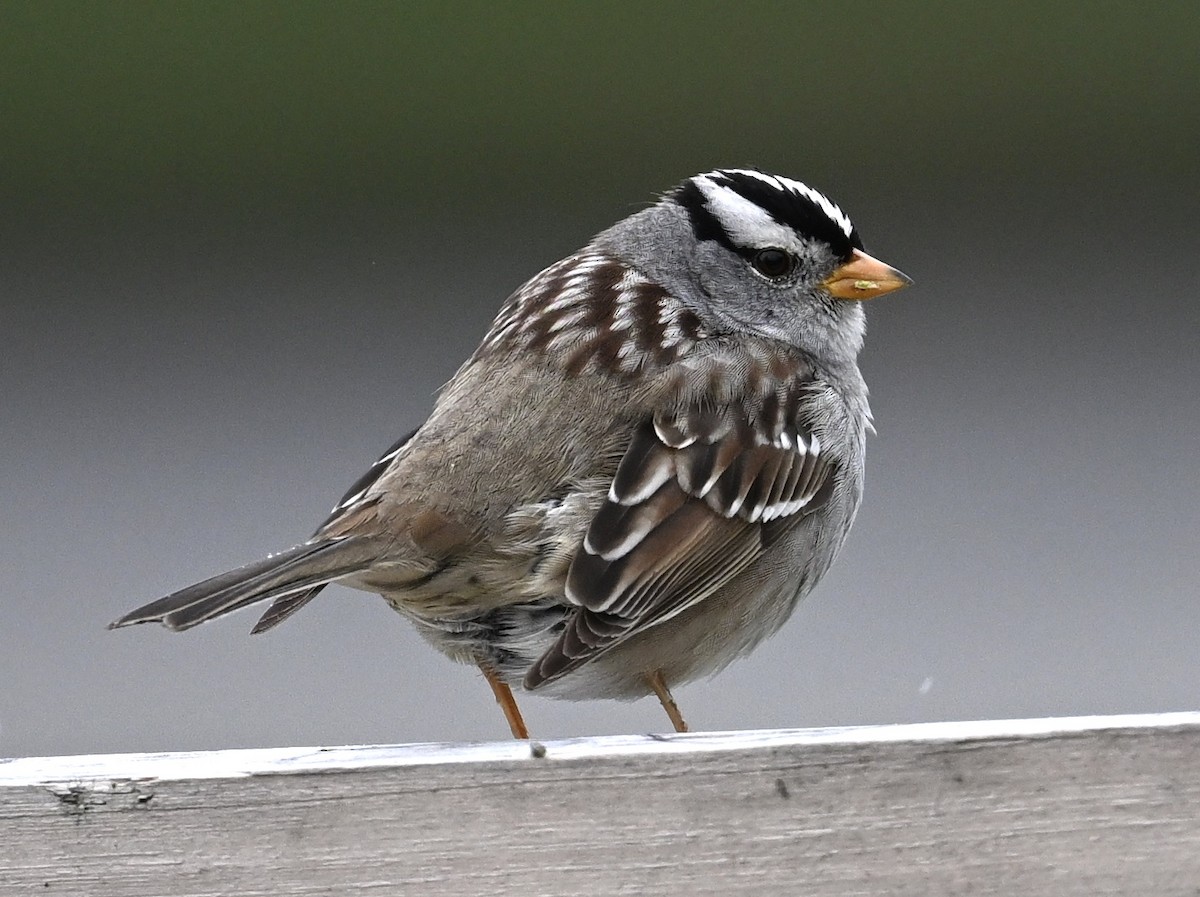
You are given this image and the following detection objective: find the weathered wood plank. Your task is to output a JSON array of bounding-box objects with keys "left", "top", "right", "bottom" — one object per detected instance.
[{"left": 3, "top": 713, "right": 1199, "bottom": 896}]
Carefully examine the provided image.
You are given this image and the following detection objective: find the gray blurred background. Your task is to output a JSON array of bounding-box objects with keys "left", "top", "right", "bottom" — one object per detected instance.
[{"left": 3, "top": 3, "right": 1198, "bottom": 759}]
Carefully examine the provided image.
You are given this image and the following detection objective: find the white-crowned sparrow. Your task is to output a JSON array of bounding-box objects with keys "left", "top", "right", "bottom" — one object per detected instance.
[{"left": 111, "top": 169, "right": 910, "bottom": 738}]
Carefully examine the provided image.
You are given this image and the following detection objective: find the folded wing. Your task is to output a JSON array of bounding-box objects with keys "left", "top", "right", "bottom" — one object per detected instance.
[{"left": 525, "top": 381, "right": 834, "bottom": 689}]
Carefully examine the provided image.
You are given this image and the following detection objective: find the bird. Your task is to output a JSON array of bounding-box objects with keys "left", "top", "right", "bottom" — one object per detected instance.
[{"left": 110, "top": 168, "right": 911, "bottom": 739}]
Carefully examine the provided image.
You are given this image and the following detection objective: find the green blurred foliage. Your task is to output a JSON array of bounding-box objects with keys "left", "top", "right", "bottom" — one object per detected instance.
[{"left": 2, "top": 1, "right": 1197, "bottom": 218}]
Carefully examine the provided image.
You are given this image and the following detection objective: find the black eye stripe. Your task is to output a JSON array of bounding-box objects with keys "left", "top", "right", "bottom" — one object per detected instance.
[{"left": 676, "top": 180, "right": 737, "bottom": 252}]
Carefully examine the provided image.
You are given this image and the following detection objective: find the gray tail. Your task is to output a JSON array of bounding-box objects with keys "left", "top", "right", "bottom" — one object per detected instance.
[{"left": 109, "top": 537, "right": 379, "bottom": 633}]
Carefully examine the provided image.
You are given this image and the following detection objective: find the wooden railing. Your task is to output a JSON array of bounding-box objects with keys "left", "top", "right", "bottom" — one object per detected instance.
[{"left": 3, "top": 713, "right": 1199, "bottom": 895}]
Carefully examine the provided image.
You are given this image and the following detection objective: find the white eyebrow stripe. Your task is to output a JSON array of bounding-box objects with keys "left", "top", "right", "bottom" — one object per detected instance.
[
  {"left": 703, "top": 168, "right": 855, "bottom": 239},
  {"left": 695, "top": 177, "right": 800, "bottom": 249}
]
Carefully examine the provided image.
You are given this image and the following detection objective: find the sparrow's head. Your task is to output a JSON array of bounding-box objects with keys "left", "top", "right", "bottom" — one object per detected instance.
[{"left": 601, "top": 168, "right": 911, "bottom": 365}]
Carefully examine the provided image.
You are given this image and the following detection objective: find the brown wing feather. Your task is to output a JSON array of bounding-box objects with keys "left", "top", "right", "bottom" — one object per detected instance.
[{"left": 525, "top": 378, "right": 834, "bottom": 689}]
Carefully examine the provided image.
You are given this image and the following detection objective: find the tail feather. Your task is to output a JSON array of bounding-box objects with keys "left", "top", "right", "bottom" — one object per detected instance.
[
  {"left": 249, "top": 586, "right": 326, "bottom": 635},
  {"left": 109, "top": 538, "right": 378, "bottom": 633}
]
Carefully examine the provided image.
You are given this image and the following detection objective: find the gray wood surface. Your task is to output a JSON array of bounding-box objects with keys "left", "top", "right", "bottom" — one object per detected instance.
[{"left": 3, "top": 713, "right": 1199, "bottom": 896}]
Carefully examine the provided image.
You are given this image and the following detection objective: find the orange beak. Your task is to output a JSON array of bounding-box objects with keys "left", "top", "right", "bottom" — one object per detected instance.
[{"left": 820, "top": 249, "right": 912, "bottom": 300}]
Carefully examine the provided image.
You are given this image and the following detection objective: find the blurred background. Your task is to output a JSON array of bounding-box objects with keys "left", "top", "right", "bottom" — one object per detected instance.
[{"left": 3, "top": 2, "right": 1197, "bottom": 758}]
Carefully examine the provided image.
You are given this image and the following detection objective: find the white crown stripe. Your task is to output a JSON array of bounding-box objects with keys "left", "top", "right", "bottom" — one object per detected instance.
[
  {"left": 701, "top": 169, "right": 855, "bottom": 239},
  {"left": 696, "top": 179, "right": 797, "bottom": 250}
]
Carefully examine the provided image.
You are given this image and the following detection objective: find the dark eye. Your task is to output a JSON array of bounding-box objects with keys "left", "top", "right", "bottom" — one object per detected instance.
[{"left": 751, "top": 248, "right": 795, "bottom": 280}]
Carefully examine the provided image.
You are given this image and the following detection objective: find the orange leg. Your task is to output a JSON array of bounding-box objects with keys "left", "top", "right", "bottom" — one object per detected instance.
[
  {"left": 646, "top": 669, "right": 689, "bottom": 733},
  {"left": 480, "top": 664, "right": 530, "bottom": 740}
]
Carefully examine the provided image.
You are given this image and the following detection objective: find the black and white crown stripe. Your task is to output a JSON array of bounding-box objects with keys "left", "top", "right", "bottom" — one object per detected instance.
[
  {"left": 677, "top": 168, "right": 862, "bottom": 260},
  {"left": 703, "top": 169, "right": 854, "bottom": 239}
]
